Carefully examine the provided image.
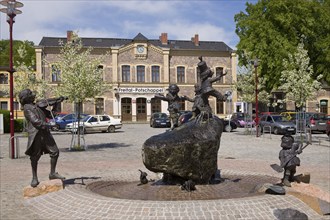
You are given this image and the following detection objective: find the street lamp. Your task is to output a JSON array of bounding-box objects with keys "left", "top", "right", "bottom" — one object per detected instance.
[
  {"left": 253, "top": 59, "right": 259, "bottom": 137},
  {"left": 0, "top": 0, "right": 23, "bottom": 159}
]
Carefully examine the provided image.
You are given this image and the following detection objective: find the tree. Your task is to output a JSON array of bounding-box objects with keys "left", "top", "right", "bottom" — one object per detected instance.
[
  {"left": 0, "top": 44, "right": 47, "bottom": 102},
  {"left": 53, "top": 32, "right": 107, "bottom": 150},
  {"left": 234, "top": 0, "right": 330, "bottom": 91},
  {"left": 279, "top": 41, "right": 322, "bottom": 110},
  {"left": 234, "top": 65, "right": 271, "bottom": 105},
  {"left": 0, "top": 40, "right": 35, "bottom": 68}
]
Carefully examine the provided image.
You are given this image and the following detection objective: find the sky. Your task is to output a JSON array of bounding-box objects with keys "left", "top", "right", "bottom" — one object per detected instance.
[{"left": 0, "top": 0, "right": 255, "bottom": 50}]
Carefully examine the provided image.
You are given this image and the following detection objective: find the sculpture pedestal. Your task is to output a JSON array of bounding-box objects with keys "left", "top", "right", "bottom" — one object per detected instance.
[{"left": 23, "top": 179, "right": 64, "bottom": 199}]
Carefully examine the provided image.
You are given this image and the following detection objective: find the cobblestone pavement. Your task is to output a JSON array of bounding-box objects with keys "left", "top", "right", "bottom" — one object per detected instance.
[{"left": 1, "top": 124, "right": 329, "bottom": 220}]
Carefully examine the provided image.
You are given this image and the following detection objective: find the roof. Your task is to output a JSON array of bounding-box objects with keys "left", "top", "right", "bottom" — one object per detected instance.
[{"left": 38, "top": 33, "right": 233, "bottom": 52}]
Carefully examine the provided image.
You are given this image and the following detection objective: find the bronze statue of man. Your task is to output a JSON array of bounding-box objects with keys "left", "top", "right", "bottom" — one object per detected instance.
[{"left": 19, "top": 89, "right": 66, "bottom": 187}]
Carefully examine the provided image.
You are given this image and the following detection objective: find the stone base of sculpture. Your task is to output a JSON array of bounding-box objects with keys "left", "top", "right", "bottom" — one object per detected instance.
[
  {"left": 23, "top": 179, "right": 64, "bottom": 199},
  {"left": 142, "top": 115, "right": 223, "bottom": 184}
]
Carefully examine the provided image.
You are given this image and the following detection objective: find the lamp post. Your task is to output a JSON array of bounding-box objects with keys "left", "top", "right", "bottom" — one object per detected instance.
[
  {"left": 254, "top": 59, "right": 259, "bottom": 137},
  {"left": 0, "top": 0, "right": 23, "bottom": 159}
]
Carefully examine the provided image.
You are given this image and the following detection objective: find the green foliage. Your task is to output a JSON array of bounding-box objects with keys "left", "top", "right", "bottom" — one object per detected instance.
[
  {"left": 0, "top": 42, "right": 47, "bottom": 100},
  {"left": 53, "top": 32, "right": 107, "bottom": 103},
  {"left": 13, "top": 44, "right": 48, "bottom": 100},
  {"left": 0, "top": 110, "right": 24, "bottom": 133},
  {"left": 0, "top": 40, "right": 35, "bottom": 68},
  {"left": 235, "top": 0, "right": 330, "bottom": 90},
  {"left": 14, "top": 119, "right": 24, "bottom": 132},
  {"left": 279, "top": 41, "right": 322, "bottom": 108},
  {"left": 0, "top": 110, "right": 10, "bottom": 133},
  {"left": 234, "top": 66, "right": 271, "bottom": 104}
]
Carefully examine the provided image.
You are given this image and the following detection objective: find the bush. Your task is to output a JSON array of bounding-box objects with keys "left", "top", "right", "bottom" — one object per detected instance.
[
  {"left": 0, "top": 110, "right": 25, "bottom": 133},
  {"left": 14, "top": 119, "right": 24, "bottom": 132},
  {"left": 0, "top": 110, "right": 10, "bottom": 133}
]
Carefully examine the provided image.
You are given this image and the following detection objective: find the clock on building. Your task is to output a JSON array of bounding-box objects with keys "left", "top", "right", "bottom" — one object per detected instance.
[{"left": 137, "top": 45, "right": 144, "bottom": 53}]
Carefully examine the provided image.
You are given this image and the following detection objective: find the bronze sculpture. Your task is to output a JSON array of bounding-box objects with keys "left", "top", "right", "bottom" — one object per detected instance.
[
  {"left": 278, "top": 134, "right": 303, "bottom": 187},
  {"left": 154, "top": 84, "right": 190, "bottom": 129},
  {"left": 197, "top": 56, "right": 228, "bottom": 105},
  {"left": 19, "top": 89, "right": 66, "bottom": 187}
]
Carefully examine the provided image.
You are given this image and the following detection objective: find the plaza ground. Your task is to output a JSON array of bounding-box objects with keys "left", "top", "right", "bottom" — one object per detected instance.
[{"left": 0, "top": 124, "right": 329, "bottom": 219}]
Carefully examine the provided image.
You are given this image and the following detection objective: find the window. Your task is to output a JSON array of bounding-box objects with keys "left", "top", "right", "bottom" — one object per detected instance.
[
  {"left": 137, "top": 65, "right": 145, "bottom": 82},
  {"left": 0, "top": 101, "right": 8, "bottom": 110},
  {"left": 74, "top": 102, "right": 83, "bottom": 114},
  {"left": 178, "top": 100, "right": 185, "bottom": 111},
  {"left": 51, "top": 64, "right": 61, "bottom": 82},
  {"left": 216, "top": 67, "right": 224, "bottom": 84},
  {"left": 98, "top": 65, "right": 104, "bottom": 81},
  {"left": 177, "top": 66, "right": 185, "bottom": 83},
  {"left": 320, "top": 100, "right": 328, "bottom": 114},
  {"left": 95, "top": 98, "right": 104, "bottom": 115},
  {"left": 122, "top": 65, "right": 130, "bottom": 82},
  {"left": 14, "top": 101, "right": 19, "bottom": 111},
  {"left": 216, "top": 101, "right": 224, "bottom": 114},
  {"left": 151, "top": 66, "right": 160, "bottom": 82},
  {"left": 100, "top": 115, "right": 110, "bottom": 121},
  {"left": 0, "top": 73, "right": 8, "bottom": 84}
]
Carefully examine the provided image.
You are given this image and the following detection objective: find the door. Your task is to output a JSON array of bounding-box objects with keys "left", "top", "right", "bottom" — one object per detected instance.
[
  {"left": 121, "top": 98, "right": 132, "bottom": 121},
  {"left": 99, "top": 115, "right": 111, "bottom": 131},
  {"left": 136, "top": 98, "right": 147, "bottom": 121},
  {"left": 151, "top": 98, "right": 161, "bottom": 113}
]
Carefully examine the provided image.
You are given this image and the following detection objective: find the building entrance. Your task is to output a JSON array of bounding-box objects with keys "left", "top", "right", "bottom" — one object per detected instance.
[
  {"left": 121, "top": 98, "right": 132, "bottom": 121},
  {"left": 136, "top": 98, "right": 147, "bottom": 121}
]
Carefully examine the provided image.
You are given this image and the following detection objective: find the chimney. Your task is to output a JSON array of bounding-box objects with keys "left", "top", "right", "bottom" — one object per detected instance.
[
  {"left": 159, "top": 33, "right": 168, "bottom": 45},
  {"left": 191, "top": 34, "right": 199, "bottom": 46},
  {"left": 67, "top": 30, "right": 73, "bottom": 42}
]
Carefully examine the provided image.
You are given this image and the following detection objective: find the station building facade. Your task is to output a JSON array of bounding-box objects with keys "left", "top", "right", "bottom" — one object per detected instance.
[{"left": 1, "top": 31, "right": 238, "bottom": 122}]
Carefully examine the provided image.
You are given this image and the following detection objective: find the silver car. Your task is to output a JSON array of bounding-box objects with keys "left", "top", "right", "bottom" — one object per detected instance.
[
  {"left": 259, "top": 114, "right": 296, "bottom": 135},
  {"left": 66, "top": 115, "right": 122, "bottom": 133}
]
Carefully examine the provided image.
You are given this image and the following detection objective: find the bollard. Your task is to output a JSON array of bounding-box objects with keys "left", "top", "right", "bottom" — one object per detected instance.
[{"left": 9, "top": 136, "right": 20, "bottom": 159}]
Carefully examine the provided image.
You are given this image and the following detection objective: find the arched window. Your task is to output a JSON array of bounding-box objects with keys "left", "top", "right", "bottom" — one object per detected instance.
[
  {"left": 0, "top": 73, "right": 8, "bottom": 84},
  {"left": 215, "top": 67, "right": 224, "bottom": 84},
  {"left": 151, "top": 66, "right": 160, "bottom": 82},
  {"left": 177, "top": 66, "right": 185, "bottom": 83},
  {"left": 51, "top": 64, "right": 61, "bottom": 82},
  {"left": 137, "top": 65, "right": 145, "bottom": 82},
  {"left": 122, "top": 65, "right": 130, "bottom": 82}
]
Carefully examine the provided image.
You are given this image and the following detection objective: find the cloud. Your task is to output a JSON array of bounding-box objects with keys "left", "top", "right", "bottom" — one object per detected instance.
[{"left": 0, "top": 0, "right": 241, "bottom": 49}]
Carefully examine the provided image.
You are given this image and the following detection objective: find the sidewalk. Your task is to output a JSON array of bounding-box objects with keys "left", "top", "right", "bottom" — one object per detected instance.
[{"left": 1, "top": 125, "right": 329, "bottom": 219}]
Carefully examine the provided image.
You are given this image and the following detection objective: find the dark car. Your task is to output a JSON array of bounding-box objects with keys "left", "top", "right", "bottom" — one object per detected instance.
[
  {"left": 223, "top": 119, "right": 238, "bottom": 132},
  {"left": 150, "top": 113, "right": 171, "bottom": 128},
  {"left": 51, "top": 113, "right": 89, "bottom": 131},
  {"left": 259, "top": 114, "right": 296, "bottom": 135},
  {"left": 230, "top": 112, "right": 255, "bottom": 128},
  {"left": 178, "top": 111, "right": 193, "bottom": 126},
  {"left": 326, "top": 115, "right": 330, "bottom": 137},
  {"left": 305, "top": 112, "right": 327, "bottom": 133}
]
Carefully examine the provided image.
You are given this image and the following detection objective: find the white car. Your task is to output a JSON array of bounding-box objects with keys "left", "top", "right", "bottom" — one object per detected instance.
[{"left": 65, "top": 115, "right": 122, "bottom": 133}]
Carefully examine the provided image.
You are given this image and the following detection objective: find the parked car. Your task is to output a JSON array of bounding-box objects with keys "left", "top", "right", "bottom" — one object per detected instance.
[
  {"left": 223, "top": 119, "right": 238, "bottom": 132},
  {"left": 259, "top": 114, "right": 296, "bottom": 135},
  {"left": 65, "top": 115, "right": 122, "bottom": 133},
  {"left": 150, "top": 112, "right": 171, "bottom": 128},
  {"left": 178, "top": 111, "right": 193, "bottom": 126},
  {"left": 50, "top": 113, "right": 89, "bottom": 131},
  {"left": 230, "top": 112, "right": 255, "bottom": 128},
  {"left": 326, "top": 115, "right": 330, "bottom": 137},
  {"left": 304, "top": 112, "right": 327, "bottom": 133}
]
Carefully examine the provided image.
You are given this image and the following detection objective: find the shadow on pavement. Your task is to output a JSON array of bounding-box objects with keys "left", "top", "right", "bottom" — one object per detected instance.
[{"left": 64, "top": 176, "right": 101, "bottom": 186}]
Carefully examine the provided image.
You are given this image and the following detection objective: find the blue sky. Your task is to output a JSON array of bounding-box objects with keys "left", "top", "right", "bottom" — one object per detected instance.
[{"left": 0, "top": 0, "right": 255, "bottom": 49}]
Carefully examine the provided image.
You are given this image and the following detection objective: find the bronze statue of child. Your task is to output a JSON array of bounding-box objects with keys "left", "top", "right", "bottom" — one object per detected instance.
[{"left": 279, "top": 134, "right": 302, "bottom": 187}]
